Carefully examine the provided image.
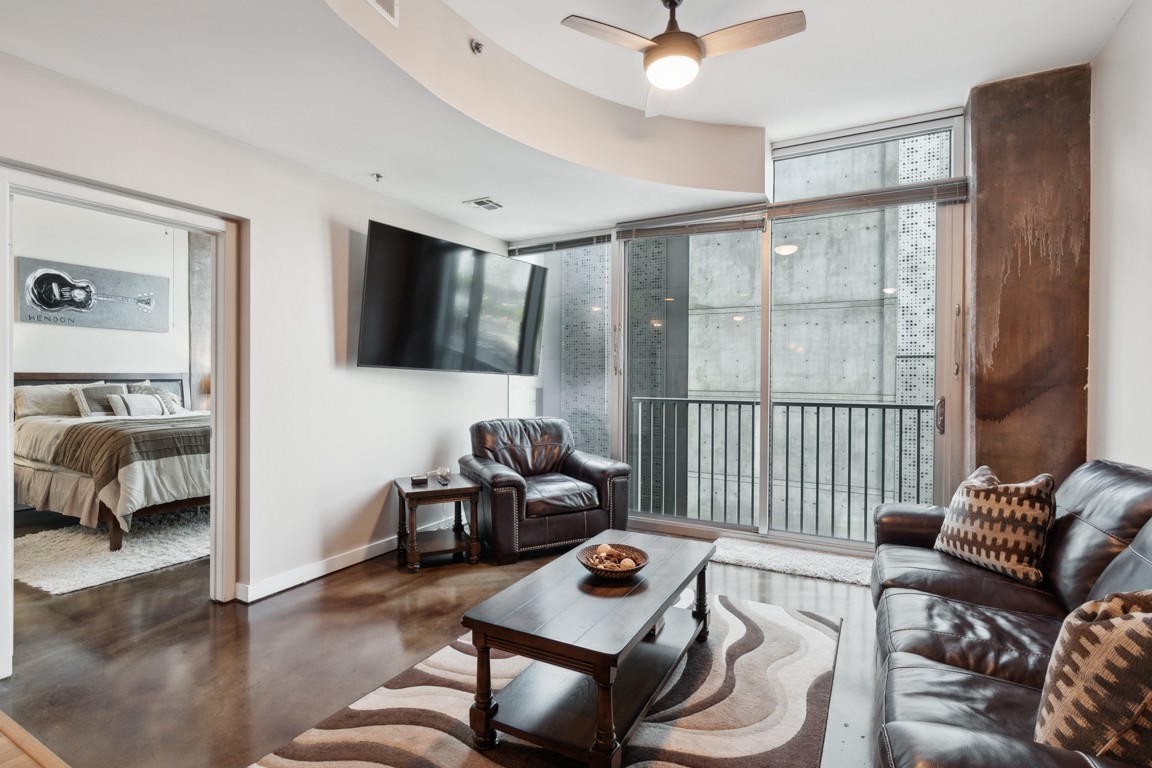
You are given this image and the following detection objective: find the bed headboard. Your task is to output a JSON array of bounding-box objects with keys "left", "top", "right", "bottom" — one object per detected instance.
[{"left": 14, "top": 372, "right": 192, "bottom": 408}]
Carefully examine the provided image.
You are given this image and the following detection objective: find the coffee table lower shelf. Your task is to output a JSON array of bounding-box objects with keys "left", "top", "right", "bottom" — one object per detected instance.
[{"left": 489, "top": 606, "right": 703, "bottom": 762}]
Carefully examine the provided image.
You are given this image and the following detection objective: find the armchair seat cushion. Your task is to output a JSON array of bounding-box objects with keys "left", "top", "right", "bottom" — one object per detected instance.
[{"left": 525, "top": 473, "right": 599, "bottom": 517}]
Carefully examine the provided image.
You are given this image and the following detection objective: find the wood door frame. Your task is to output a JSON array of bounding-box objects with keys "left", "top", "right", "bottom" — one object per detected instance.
[{"left": 0, "top": 168, "right": 241, "bottom": 678}]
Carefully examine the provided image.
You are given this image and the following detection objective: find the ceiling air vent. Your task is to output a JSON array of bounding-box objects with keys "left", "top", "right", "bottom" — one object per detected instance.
[
  {"left": 463, "top": 197, "right": 504, "bottom": 212},
  {"left": 367, "top": 0, "right": 399, "bottom": 27}
]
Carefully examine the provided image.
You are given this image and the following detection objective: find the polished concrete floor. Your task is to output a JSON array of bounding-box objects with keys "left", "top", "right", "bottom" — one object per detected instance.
[{"left": 0, "top": 543, "right": 876, "bottom": 768}]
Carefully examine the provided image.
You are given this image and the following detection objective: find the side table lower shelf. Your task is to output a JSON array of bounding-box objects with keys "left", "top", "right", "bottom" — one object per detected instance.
[
  {"left": 399, "top": 528, "right": 473, "bottom": 559},
  {"left": 488, "top": 606, "right": 703, "bottom": 762}
]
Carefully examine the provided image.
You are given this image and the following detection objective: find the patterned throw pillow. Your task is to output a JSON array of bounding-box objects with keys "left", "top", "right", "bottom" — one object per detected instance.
[
  {"left": 128, "top": 383, "right": 188, "bottom": 413},
  {"left": 1035, "top": 590, "right": 1152, "bottom": 762},
  {"left": 71, "top": 383, "right": 129, "bottom": 417},
  {"left": 933, "top": 466, "right": 1056, "bottom": 585}
]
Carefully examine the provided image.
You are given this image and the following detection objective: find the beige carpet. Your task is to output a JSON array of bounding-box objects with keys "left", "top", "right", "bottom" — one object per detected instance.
[{"left": 252, "top": 593, "right": 841, "bottom": 768}]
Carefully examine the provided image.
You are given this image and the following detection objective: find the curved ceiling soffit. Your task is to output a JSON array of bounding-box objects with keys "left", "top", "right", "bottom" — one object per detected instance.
[{"left": 325, "top": 0, "right": 766, "bottom": 195}]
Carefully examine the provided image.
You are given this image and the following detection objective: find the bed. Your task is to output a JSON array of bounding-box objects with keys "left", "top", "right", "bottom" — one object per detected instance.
[{"left": 12, "top": 372, "right": 211, "bottom": 551}]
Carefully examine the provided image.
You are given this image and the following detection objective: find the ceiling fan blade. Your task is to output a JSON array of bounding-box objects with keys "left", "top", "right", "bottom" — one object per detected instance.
[
  {"left": 644, "top": 86, "right": 671, "bottom": 118},
  {"left": 697, "top": 11, "right": 806, "bottom": 58},
  {"left": 561, "top": 15, "right": 655, "bottom": 52}
]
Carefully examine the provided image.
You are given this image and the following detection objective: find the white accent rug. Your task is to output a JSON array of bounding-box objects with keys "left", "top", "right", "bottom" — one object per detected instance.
[
  {"left": 14, "top": 508, "right": 210, "bottom": 595},
  {"left": 711, "top": 536, "right": 873, "bottom": 585}
]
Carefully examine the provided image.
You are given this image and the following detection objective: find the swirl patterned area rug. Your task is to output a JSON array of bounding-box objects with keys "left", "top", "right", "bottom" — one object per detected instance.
[{"left": 252, "top": 594, "right": 841, "bottom": 768}]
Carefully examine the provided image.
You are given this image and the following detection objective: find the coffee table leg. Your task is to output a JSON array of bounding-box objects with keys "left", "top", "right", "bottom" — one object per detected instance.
[
  {"left": 406, "top": 499, "right": 421, "bottom": 573},
  {"left": 469, "top": 633, "right": 499, "bottom": 750},
  {"left": 590, "top": 666, "right": 621, "bottom": 768},
  {"left": 694, "top": 566, "right": 710, "bottom": 639}
]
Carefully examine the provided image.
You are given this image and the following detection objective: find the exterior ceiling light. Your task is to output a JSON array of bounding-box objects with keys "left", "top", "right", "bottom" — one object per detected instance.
[{"left": 774, "top": 244, "right": 799, "bottom": 256}]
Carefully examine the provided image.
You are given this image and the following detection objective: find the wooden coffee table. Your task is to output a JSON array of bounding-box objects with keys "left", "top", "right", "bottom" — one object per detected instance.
[{"left": 461, "top": 531, "right": 715, "bottom": 768}]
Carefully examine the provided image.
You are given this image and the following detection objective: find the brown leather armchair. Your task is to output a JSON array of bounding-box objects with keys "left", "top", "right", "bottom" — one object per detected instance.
[{"left": 458, "top": 418, "right": 630, "bottom": 564}]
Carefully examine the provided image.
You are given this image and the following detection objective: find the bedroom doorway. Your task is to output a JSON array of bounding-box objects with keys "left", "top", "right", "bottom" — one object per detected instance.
[{"left": 0, "top": 168, "right": 240, "bottom": 679}]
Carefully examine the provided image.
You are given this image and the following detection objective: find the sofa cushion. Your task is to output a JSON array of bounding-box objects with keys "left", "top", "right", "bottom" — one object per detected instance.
[
  {"left": 1034, "top": 590, "right": 1152, "bottom": 763},
  {"left": 879, "top": 652, "right": 1041, "bottom": 738},
  {"left": 1043, "top": 460, "right": 1152, "bottom": 611},
  {"left": 878, "top": 721, "right": 1140, "bottom": 768},
  {"left": 1088, "top": 517, "right": 1152, "bottom": 601},
  {"left": 934, "top": 466, "right": 1056, "bottom": 586},
  {"left": 873, "top": 544, "right": 1067, "bottom": 617},
  {"left": 876, "top": 588, "right": 1064, "bottom": 688},
  {"left": 524, "top": 473, "right": 598, "bottom": 517}
]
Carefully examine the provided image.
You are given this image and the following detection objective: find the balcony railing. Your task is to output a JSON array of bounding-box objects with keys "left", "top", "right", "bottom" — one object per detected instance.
[{"left": 629, "top": 397, "right": 934, "bottom": 542}]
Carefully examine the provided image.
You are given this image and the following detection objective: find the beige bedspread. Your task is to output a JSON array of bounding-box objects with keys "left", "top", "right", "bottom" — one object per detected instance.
[{"left": 14, "top": 414, "right": 211, "bottom": 531}]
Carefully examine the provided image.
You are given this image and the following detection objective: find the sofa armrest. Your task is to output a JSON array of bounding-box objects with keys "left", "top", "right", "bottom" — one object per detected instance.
[
  {"left": 874, "top": 503, "right": 948, "bottom": 549},
  {"left": 458, "top": 455, "right": 526, "bottom": 493},
  {"left": 562, "top": 451, "right": 631, "bottom": 530},
  {"left": 879, "top": 722, "right": 1139, "bottom": 768}
]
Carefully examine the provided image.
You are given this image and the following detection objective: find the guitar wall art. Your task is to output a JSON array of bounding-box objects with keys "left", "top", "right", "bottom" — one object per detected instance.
[{"left": 17, "top": 257, "right": 169, "bottom": 333}]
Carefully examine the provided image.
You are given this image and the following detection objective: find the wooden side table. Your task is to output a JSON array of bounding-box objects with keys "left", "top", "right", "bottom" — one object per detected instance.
[{"left": 393, "top": 474, "right": 482, "bottom": 573}]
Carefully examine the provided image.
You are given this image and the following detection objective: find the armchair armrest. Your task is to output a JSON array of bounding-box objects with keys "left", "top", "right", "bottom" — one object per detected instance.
[
  {"left": 458, "top": 455, "right": 525, "bottom": 492},
  {"left": 874, "top": 502, "right": 947, "bottom": 549},
  {"left": 562, "top": 450, "right": 631, "bottom": 531},
  {"left": 562, "top": 450, "right": 630, "bottom": 485}
]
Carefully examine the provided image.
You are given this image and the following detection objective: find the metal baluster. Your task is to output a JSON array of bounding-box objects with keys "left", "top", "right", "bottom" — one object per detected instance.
[
  {"left": 915, "top": 408, "right": 922, "bottom": 504},
  {"left": 736, "top": 403, "right": 742, "bottom": 524},
  {"left": 831, "top": 406, "right": 836, "bottom": 539},
  {"left": 898, "top": 408, "right": 904, "bottom": 504},
  {"left": 881, "top": 408, "right": 887, "bottom": 505},
  {"left": 696, "top": 402, "right": 702, "bottom": 519},
  {"left": 847, "top": 406, "right": 853, "bottom": 539},
  {"left": 723, "top": 403, "right": 730, "bottom": 524}
]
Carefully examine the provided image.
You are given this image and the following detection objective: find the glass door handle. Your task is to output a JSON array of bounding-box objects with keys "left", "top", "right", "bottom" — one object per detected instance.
[{"left": 935, "top": 397, "right": 946, "bottom": 435}]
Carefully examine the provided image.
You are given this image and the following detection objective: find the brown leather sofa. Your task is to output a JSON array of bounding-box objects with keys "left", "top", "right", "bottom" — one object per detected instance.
[
  {"left": 872, "top": 459, "right": 1152, "bottom": 767},
  {"left": 458, "top": 417, "right": 630, "bottom": 564}
]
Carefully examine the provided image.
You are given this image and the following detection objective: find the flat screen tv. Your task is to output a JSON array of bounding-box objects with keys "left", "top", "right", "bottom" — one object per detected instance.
[{"left": 356, "top": 220, "right": 547, "bottom": 375}]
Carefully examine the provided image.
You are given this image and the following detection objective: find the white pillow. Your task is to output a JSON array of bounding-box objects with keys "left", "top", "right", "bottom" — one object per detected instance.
[
  {"left": 14, "top": 381, "right": 103, "bottom": 418},
  {"left": 108, "top": 393, "right": 168, "bottom": 417}
]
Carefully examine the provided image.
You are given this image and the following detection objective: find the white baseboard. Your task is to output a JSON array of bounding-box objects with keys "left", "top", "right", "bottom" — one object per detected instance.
[{"left": 234, "top": 513, "right": 455, "bottom": 603}]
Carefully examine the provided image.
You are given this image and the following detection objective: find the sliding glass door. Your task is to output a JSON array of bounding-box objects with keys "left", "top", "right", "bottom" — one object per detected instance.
[{"left": 625, "top": 230, "right": 763, "bottom": 528}]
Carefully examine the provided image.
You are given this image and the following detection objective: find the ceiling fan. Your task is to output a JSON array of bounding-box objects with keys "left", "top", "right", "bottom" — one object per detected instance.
[{"left": 562, "top": 0, "right": 806, "bottom": 102}]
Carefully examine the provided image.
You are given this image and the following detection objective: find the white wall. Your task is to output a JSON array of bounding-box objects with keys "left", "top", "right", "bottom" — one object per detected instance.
[
  {"left": 11, "top": 194, "right": 191, "bottom": 373},
  {"left": 0, "top": 52, "right": 514, "bottom": 600},
  {"left": 1089, "top": 2, "right": 1152, "bottom": 467}
]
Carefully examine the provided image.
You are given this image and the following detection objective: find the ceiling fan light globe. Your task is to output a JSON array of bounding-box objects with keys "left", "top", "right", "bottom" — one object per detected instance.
[
  {"left": 643, "top": 31, "right": 702, "bottom": 91},
  {"left": 646, "top": 55, "right": 699, "bottom": 90}
]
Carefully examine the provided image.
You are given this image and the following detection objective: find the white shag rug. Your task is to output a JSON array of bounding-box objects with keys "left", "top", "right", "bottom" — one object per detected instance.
[
  {"left": 711, "top": 536, "right": 873, "bottom": 586},
  {"left": 14, "top": 507, "right": 210, "bottom": 595}
]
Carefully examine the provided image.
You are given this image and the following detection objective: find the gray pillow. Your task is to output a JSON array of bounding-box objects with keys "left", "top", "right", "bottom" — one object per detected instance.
[{"left": 72, "top": 383, "right": 129, "bottom": 417}]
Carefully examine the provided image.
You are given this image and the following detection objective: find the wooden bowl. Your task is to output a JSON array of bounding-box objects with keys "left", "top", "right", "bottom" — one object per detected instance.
[{"left": 577, "top": 543, "right": 648, "bottom": 580}]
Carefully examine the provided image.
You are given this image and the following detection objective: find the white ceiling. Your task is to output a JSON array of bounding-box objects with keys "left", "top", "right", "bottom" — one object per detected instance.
[{"left": 0, "top": 0, "right": 1134, "bottom": 243}]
